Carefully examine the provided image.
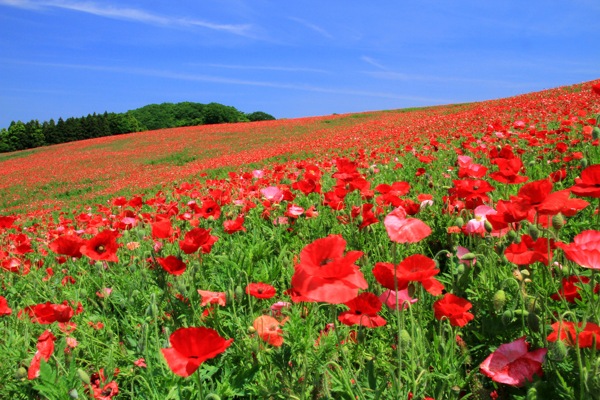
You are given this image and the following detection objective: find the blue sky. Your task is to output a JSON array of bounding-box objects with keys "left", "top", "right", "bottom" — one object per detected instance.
[{"left": 1, "top": 0, "right": 599, "bottom": 129}]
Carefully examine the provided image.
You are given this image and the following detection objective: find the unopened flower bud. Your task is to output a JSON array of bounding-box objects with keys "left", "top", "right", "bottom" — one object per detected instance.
[
  {"left": 552, "top": 213, "right": 565, "bottom": 230},
  {"left": 507, "top": 230, "right": 517, "bottom": 242},
  {"left": 493, "top": 290, "right": 507, "bottom": 313},
  {"left": 501, "top": 310, "right": 514, "bottom": 325},
  {"left": 455, "top": 217, "right": 464, "bottom": 227},
  {"left": 581, "top": 158, "right": 589, "bottom": 169},
  {"left": 69, "top": 389, "right": 79, "bottom": 399},
  {"left": 15, "top": 367, "right": 27, "bottom": 380},
  {"left": 460, "top": 252, "right": 477, "bottom": 261},
  {"left": 527, "top": 312, "right": 541, "bottom": 333},
  {"left": 528, "top": 224, "right": 540, "bottom": 240},
  {"left": 484, "top": 220, "right": 493, "bottom": 233},
  {"left": 399, "top": 329, "right": 411, "bottom": 348},
  {"left": 77, "top": 368, "right": 91, "bottom": 384},
  {"left": 549, "top": 340, "right": 568, "bottom": 361},
  {"left": 593, "top": 126, "right": 600, "bottom": 140}
]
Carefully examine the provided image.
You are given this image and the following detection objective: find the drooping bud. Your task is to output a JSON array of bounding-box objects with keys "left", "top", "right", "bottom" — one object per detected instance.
[
  {"left": 527, "top": 311, "right": 541, "bottom": 333},
  {"left": 501, "top": 310, "right": 514, "bottom": 325},
  {"left": 549, "top": 340, "right": 568, "bottom": 362},
  {"left": 15, "top": 367, "right": 27, "bottom": 380},
  {"left": 455, "top": 217, "right": 464, "bottom": 227},
  {"left": 593, "top": 126, "right": 600, "bottom": 140},
  {"left": 528, "top": 224, "right": 540, "bottom": 240},
  {"left": 507, "top": 230, "right": 517, "bottom": 242},
  {"left": 552, "top": 213, "right": 565, "bottom": 230},
  {"left": 492, "top": 290, "right": 507, "bottom": 313},
  {"left": 484, "top": 220, "right": 493, "bottom": 233},
  {"left": 581, "top": 158, "right": 589, "bottom": 169},
  {"left": 399, "top": 329, "right": 411, "bottom": 348}
]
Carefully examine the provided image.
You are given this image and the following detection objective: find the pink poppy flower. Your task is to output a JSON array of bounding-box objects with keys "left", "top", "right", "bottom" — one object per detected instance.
[
  {"left": 556, "top": 230, "right": 600, "bottom": 270},
  {"left": 384, "top": 206, "right": 431, "bottom": 243},
  {"left": 261, "top": 186, "right": 284, "bottom": 203},
  {"left": 480, "top": 337, "right": 547, "bottom": 387}
]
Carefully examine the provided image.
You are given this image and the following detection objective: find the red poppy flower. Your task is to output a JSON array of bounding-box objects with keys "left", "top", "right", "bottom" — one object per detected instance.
[
  {"left": 246, "top": 282, "right": 276, "bottom": 299},
  {"left": 504, "top": 235, "right": 555, "bottom": 266},
  {"left": 0, "top": 295, "right": 11, "bottom": 316},
  {"left": 49, "top": 234, "right": 84, "bottom": 258},
  {"left": 290, "top": 235, "right": 367, "bottom": 304},
  {"left": 223, "top": 215, "right": 246, "bottom": 234},
  {"left": 197, "top": 290, "right": 227, "bottom": 307},
  {"left": 151, "top": 218, "right": 173, "bottom": 240},
  {"left": 384, "top": 206, "right": 431, "bottom": 243},
  {"left": 28, "top": 330, "right": 56, "bottom": 379},
  {"left": 480, "top": 337, "right": 547, "bottom": 387},
  {"left": 21, "top": 301, "right": 75, "bottom": 324},
  {"left": 570, "top": 165, "right": 600, "bottom": 198},
  {"left": 80, "top": 230, "right": 120, "bottom": 263},
  {"left": 372, "top": 254, "right": 444, "bottom": 295},
  {"left": 253, "top": 315, "right": 287, "bottom": 347},
  {"left": 88, "top": 369, "right": 119, "bottom": 400},
  {"left": 489, "top": 158, "right": 528, "bottom": 184},
  {"left": 179, "top": 228, "right": 218, "bottom": 254},
  {"left": 161, "top": 327, "right": 233, "bottom": 377},
  {"left": 547, "top": 321, "right": 600, "bottom": 349},
  {"left": 433, "top": 293, "right": 474, "bottom": 327},
  {"left": 338, "top": 292, "right": 386, "bottom": 328},
  {"left": 550, "top": 276, "right": 600, "bottom": 303},
  {"left": 592, "top": 82, "right": 600, "bottom": 96},
  {"left": 449, "top": 179, "right": 495, "bottom": 207},
  {"left": 198, "top": 199, "right": 221, "bottom": 219},
  {"left": 355, "top": 203, "right": 379, "bottom": 229},
  {"left": 556, "top": 230, "right": 600, "bottom": 270},
  {"left": 157, "top": 255, "right": 187, "bottom": 275}
]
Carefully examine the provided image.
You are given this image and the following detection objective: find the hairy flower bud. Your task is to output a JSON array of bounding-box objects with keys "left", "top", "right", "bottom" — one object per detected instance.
[
  {"left": 528, "top": 224, "right": 540, "bottom": 240},
  {"left": 501, "top": 310, "right": 514, "bottom": 325},
  {"left": 493, "top": 290, "right": 507, "bottom": 313},
  {"left": 399, "top": 329, "right": 411, "bottom": 348},
  {"left": 552, "top": 213, "right": 565, "bottom": 230},
  {"left": 593, "top": 126, "right": 600, "bottom": 140},
  {"left": 77, "top": 368, "right": 91, "bottom": 385}
]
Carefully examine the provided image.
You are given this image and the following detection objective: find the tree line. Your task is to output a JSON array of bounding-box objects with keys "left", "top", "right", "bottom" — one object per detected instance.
[{"left": 0, "top": 102, "right": 275, "bottom": 153}]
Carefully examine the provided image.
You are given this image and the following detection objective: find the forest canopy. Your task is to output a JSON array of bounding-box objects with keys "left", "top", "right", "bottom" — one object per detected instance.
[{"left": 0, "top": 102, "right": 275, "bottom": 153}]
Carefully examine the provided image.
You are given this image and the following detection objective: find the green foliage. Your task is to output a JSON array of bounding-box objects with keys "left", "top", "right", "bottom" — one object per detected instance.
[
  {"left": 245, "top": 111, "right": 276, "bottom": 122},
  {"left": 1, "top": 102, "right": 274, "bottom": 153}
]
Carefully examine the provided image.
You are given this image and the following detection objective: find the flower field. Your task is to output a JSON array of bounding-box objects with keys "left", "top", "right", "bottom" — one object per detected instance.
[{"left": 1, "top": 80, "right": 600, "bottom": 399}]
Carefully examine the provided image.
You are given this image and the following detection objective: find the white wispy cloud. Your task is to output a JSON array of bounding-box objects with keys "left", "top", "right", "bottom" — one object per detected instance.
[
  {"left": 288, "top": 17, "right": 333, "bottom": 39},
  {"left": 365, "top": 70, "right": 533, "bottom": 88},
  {"left": 0, "top": 0, "right": 253, "bottom": 36},
  {"left": 188, "top": 63, "right": 330, "bottom": 74},
  {"left": 6, "top": 59, "right": 445, "bottom": 103},
  {"left": 361, "top": 56, "right": 388, "bottom": 71}
]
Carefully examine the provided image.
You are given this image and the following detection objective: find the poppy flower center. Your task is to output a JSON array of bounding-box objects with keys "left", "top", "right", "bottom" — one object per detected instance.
[
  {"left": 320, "top": 258, "right": 335, "bottom": 266},
  {"left": 96, "top": 245, "right": 105, "bottom": 253}
]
